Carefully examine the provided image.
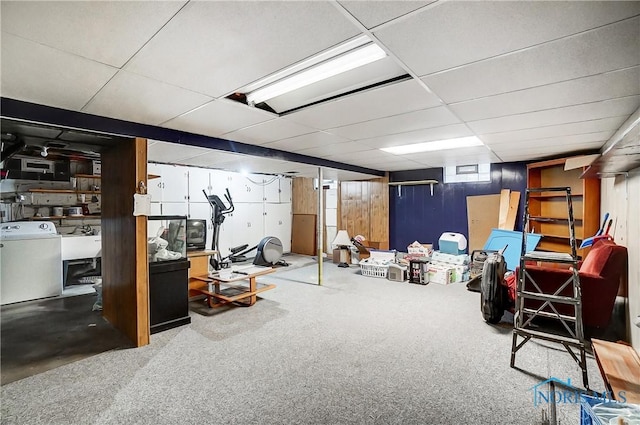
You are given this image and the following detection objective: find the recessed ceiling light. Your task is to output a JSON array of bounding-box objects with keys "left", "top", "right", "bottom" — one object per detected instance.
[{"left": 380, "top": 136, "right": 484, "bottom": 155}]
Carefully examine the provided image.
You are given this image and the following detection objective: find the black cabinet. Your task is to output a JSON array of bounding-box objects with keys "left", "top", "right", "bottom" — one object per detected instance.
[{"left": 149, "top": 259, "right": 191, "bottom": 334}]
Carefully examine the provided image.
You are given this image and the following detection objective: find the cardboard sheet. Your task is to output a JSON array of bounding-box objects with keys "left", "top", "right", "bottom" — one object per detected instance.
[{"left": 466, "top": 194, "right": 501, "bottom": 252}]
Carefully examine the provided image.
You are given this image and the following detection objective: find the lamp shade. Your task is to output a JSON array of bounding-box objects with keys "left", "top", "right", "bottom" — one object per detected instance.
[{"left": 332, "top": 230, "right": 352, "bottom": 247}]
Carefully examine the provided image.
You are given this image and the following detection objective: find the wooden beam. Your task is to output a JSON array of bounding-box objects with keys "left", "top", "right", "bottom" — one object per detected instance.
[{"left": 101, "top": 137, "right": 149, "bottom": 347}]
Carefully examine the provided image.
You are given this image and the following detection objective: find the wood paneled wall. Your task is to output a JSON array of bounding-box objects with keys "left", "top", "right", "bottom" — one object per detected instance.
[
  {"left": 101, "top": 137, "right": 149, "bottom": 347},
  {"left": 292, "top": 177, "right": 317, "bottom": 214},
  {"left": 340, "top": 176, "right": 389, "bottom": 249},
  {"left": 292, "top": 176, "right": 390, "bottom": 252}
]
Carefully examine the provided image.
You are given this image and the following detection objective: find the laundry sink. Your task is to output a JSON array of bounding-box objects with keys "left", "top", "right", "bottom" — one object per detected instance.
[{"left": 61, "top": 234, "right": 102, "bottom": 261}]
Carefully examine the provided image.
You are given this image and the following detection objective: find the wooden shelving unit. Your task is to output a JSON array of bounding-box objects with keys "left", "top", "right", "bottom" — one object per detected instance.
[{"left": 527, "top": 157, "right": 600, "bottom": 254}]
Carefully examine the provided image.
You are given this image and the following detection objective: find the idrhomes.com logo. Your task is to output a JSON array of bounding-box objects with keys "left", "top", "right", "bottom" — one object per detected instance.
[{"left": 529, "top": 377, "right": 627, "bottom": 407}]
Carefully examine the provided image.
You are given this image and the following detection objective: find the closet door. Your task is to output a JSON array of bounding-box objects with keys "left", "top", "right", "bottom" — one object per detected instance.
[{"left": 264, "top": 203, "right": 292, "bottom": 253}]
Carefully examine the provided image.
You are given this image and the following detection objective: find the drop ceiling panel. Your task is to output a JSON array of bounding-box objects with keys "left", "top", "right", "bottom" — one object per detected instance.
[
  {"left": 221, "top": 118, "right": 316, "bottom": 146},
  {"left": 479, "top": 116, "right": 630, "bottom": 145},
  {"left": 298, "top": 141, "right": 371, "bottom": 158},
  {"left": 468, "top": 96, "right": 640, "bottom": 135},
  {"left": 376, "top": 2, "right": 640, "bottom": 77},
  {"left": 498, "top": 142, "right": 604, "bottom": 162},
  {"left": 355, "top": 123, "right": 473, "bottom": 149},
  {"left": 124, "top": 1, "right": 359, "bottom": 97},
  {"left": 410, "top": 146, "right": 498, "bottom": 164},
  {"left": 0, "top": 2, "right": 186, "bottom": 68},
  {"left": 337, "top": 1, "right": 434, "bottom": 29},
  {"left": 412, "top": 152, "right": 502, "bottom": 168},
  {"left": 326, "top": 106, "right": 460, "bottom": 140},
  {"left": 322, "top": 149, "right": 399, "bottom": 165},
  {"left": 263, "top": 131, "right": 350, "bottom": 152},
  {"left": 0, "top": 33, "right": 117, "bottom": 110},
  {"left": 176, "top": 150, "right": 252, "bottom": 169},
  {"left": 490, "top": 131, "right": 613, "bottom": 153},
  {"left": 450, "top": 67, "right": 640, "bottom": 122},
  {"left": 284, "top": 79, "right": 442, "bottom": 130},
  {"left": 83, "top": 71, "right": 212, "bottom": 126},
  {"left": 147, "top": 141, "right": 213, "bottom": 163},
  {"left": 422, "top": 17, "right": 640, "bottom": 103},
  {"left": 162, "top": 99, "right": 273, "bottom": 137}
]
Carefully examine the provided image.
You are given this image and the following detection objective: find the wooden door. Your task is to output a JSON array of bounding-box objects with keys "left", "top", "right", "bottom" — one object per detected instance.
[{"left": 101, "top": 137, "right": 149, "bottom": 347}]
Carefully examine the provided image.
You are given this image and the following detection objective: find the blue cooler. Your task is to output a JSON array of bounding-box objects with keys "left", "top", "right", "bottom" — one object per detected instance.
[{"left": 438, "top": 233, "right": 467, "bottom": 255}]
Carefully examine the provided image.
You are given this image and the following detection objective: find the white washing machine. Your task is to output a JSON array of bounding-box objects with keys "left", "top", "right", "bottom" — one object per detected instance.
[{"left": 0, "top": 221, "right": 62, "bottom": 305}]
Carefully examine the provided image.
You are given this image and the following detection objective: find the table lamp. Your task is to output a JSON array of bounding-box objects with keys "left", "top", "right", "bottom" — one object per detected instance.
[{"left": 332, "top": 230, "right": 352, "bottom": 268}]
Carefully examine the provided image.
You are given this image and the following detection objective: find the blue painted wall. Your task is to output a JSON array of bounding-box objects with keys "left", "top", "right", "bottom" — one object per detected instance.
[{"left": 389, "top": 163, "right": 528, "bottom": 251}]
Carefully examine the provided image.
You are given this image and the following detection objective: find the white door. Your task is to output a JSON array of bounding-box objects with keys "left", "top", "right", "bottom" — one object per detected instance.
[
  {"left": 147, "top": 163, "right": 164, "bottom": 203},
  {"left": 162, "top": 202, "right": 189, "bottom": 217},
  {"left": 188, "top": 167, "right": 211, "bottom": 202},
  {"left": 263, "top": 176, "right": 280, "bottom": 203},
  {"left": 264, "top": 203, "right": 292, "bottom": 253},
  {"left": 233, "top": 174, "right": 264, "bottom": 203},
  {"left": 210, "top": 170, "right": 235, "bottom": 201},
  {"left": 279, "top": 178, "right": 292, "bottom": 203},
  {"left": 231, "top": 202, "right": 265, "bottom": 250},
  {"left": 159, "top": 164, "right": 189, "bottom": 203},
  {"left": 188, "top": 202, "right": 214, "bottom": 251}
]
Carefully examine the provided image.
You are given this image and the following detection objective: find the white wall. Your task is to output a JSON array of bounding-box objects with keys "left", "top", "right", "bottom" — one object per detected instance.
[{"left": 601, "top": 168, "right": 640, "bottom": 351}]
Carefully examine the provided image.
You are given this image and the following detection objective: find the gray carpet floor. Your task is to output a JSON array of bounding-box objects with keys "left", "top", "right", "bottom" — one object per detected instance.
[{"left": 1, "top": 261, "right": 604, "bottom": 425}]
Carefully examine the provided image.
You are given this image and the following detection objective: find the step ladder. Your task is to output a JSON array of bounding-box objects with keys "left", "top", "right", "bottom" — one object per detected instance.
[{"left": 510, "top": 187, "right": 589, "bottom": 389}]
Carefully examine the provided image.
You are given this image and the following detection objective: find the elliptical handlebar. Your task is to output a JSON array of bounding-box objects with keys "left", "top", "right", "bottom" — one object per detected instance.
[
  {"left": 203, "top": 188, "right": 234, "bottom": 214},
  {"left": 223, "top": 188, "right": 234, "bottom": 213}
]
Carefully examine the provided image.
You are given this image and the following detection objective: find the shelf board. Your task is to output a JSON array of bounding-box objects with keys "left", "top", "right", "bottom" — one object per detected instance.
[
  {"left": 529, "top": 216, "right": 583, "bottom": 222},
  {"left": 28, "top": 189, "right": 101, "bottom": 194},
  {"left": 27, "top": 215, "right": 101, "bottom": 220},
  {"left": 148, "top": 174, "right": 161, "bottom": 180},
  {"left": 529, "top": 193, "right": 583, "bottom": 199},
  {"left": 541, "top": 234, "right": 584, "bottom": 241},
  {"left": 74, "top": 174, "right": 101, "bottom": 179}
]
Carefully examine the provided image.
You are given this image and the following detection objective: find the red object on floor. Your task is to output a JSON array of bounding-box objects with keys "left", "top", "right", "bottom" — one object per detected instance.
[{"left": 512, "top": 239, "right": 627, "bottom": 328}]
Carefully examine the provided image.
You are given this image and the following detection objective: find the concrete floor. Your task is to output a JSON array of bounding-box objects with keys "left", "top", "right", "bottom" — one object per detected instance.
[{"left": 0, "top": 293, "right": 133, "bottom": 385}]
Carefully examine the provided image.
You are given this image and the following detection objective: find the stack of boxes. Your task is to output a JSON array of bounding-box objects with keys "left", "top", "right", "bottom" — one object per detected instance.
[{"left": 427, "top": 233, "right": 470, "bottom": 285}]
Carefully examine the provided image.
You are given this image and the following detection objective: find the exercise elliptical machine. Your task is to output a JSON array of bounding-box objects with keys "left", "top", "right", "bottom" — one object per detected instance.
[
  {"left": 203, "top": 188, "right": 286, "bottom": 270},
  {"left": 203, "top": 188, "right": 234, "bottom": 270}
]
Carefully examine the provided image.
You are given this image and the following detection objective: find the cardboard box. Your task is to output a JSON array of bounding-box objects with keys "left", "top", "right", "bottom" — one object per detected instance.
[
  {"left": 428, "top": 263, "right": 454, "bottom": 285},
  {"left": 407, "top": 242, "right": 433, "bottom": 256},
  {"left": 431, "top": 251, "right": 470, "bottom": 265},
  {"left": 332, "top": 248, "right": 350, "bottom": 264}
]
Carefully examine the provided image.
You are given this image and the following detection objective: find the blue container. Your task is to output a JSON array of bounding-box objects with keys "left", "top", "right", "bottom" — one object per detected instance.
[
  {"left": 580, "top": 394, "right": 604, "bottom": 425},
  {"left": 438, "top": 233, "right": 467, "bottom": 255}
]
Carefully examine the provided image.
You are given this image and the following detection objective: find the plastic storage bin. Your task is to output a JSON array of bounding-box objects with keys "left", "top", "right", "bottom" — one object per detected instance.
[
  {"left": 438, "top": 232, "right": 467, "bottom": 255},
  {"left": 360, "top": 250, "right": 396, "bottom": 279}
]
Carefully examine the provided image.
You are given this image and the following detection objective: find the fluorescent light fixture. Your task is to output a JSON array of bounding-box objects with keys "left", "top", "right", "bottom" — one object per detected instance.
[
  {"left": 246, "top": 42, "right": 387, "bottom": 104},
  {"left": 380, "top": 136, "right": 484, "bottom": 155}
]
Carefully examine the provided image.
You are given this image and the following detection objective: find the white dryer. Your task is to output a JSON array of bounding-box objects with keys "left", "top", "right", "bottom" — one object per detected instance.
[{"left": 0, "top": 221, "right": 62, "bottom": 305}]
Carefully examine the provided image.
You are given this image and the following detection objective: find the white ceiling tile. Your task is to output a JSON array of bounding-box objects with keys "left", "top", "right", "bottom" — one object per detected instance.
[
  {"left": 338, "top": 1, "right": 434, "bottom": 29},
  {"left": 298, "top": 141, "right": 371, "bottom": 157},
  {"left": 221, "top": 118, "right": 316, "bottom": 146},
  {"left": 410, "top": 146, "right": 498, "bottom": 164},
  {"left": 162, "top": 99, "right": 273, "bottom": 137},
  {"left": 177, "top": 150, "right": 251, "bottom": 169},
  {"left": 376, "top": 1, "right": 640, "bottom": 76},
  {"left": 82, "top": 71, "right": 212, "bottom": 126},
  {"left": 323, "top": 150, "right": 400, "bottom": 164},
  {"left": 0, "top": 2, "right": 186, "bottom": 68},
  {"left": 285, "top": 79, "right": 442, "bottom": 130},
  {"left": 355, "top": 123, "right": 473, "bottom": 149},
  {"left": 422, "top": 17, "right": 640, "bottom": 103},
  {"left": 377, "top": 161, "right": 425, "bottom": 172},
  {"left": 327, "top": 106, "right": 460, "bottom": 140},
  {"left": 485, "top": 131, "right": 614, "bottom": 151},
  {"left": 450, "top": 67, "right": 640, "bottom": 122},
  {"left": 148, "top": 141, "right": 213, "bottom": 163},
  {"left": 497, "top": 142, "right": 603, "bottom": 161},
  {"left": 468, "top": 96, "right": 640, "bottom": 135},
  {"left": 478, "top": 116, "right": 629, "bottom": 145},
  {"left": 125, "top": 1, "right": 359, "bottom": 97},
  {"left": 263, "top": 132, "right": 350, "bottom": 151},
  {"left": 0, "top": 33, "right": 117, "bottom": 110}
]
